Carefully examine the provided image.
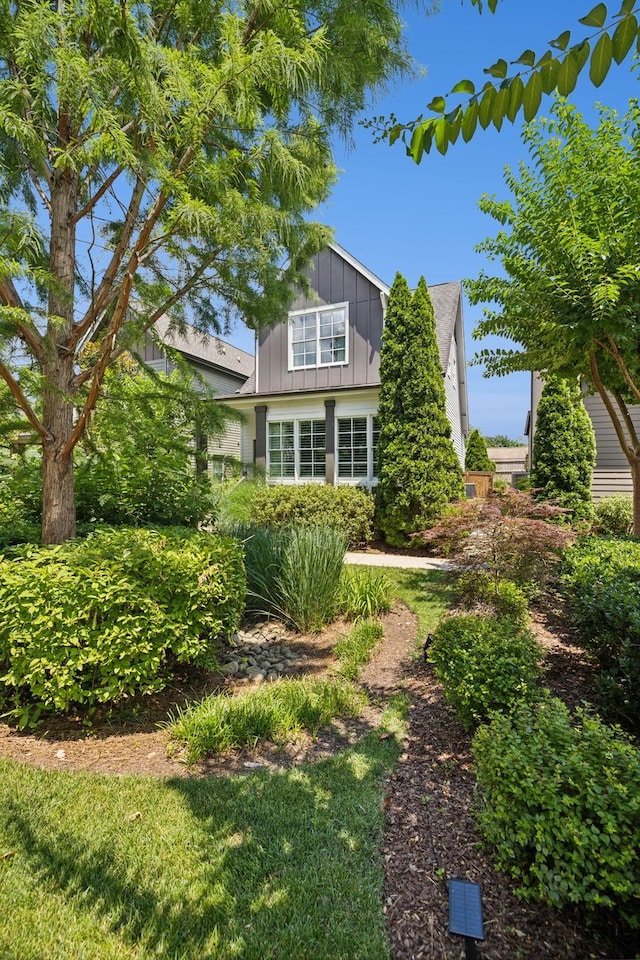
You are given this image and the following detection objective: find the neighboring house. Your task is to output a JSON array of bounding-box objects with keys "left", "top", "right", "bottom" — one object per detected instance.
[
  {"left": 487, "top": 447, "right": 528, "bottom": 486},
  {"left": 142, "top": 316, "right": 253, "bottom": 475},
  {"left": 219, "top": 242, "right": 469, "bottom": 486},
  {"left": 526, "top": 371, "right": 639, "bottom": 499}
]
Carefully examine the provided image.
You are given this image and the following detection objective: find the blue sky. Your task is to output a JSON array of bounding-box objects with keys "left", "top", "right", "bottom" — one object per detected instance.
[{"left": 227, "top": 0, "right": 638, "bottom": 441}]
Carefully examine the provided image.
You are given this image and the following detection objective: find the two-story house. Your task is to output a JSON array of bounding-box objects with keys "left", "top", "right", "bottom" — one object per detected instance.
[{"left": 219, "top": 242, "right": 469, "bottom": 485}]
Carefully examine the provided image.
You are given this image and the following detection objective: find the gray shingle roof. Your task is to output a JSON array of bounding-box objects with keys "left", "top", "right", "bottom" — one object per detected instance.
[
  {"left": 429, "top": 281, "right": 462, "bottom": 372},
  {"left": 154, "top": 316, "right": 254, "bottom": 379}
]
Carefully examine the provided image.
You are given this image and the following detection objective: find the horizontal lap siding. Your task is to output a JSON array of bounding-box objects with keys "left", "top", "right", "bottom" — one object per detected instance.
[
  {"left": 583, "top": 393, "right": 640, "bottom": 470},
  {"left": 592, "top": 471, "right": 633, "bottom": 499}
]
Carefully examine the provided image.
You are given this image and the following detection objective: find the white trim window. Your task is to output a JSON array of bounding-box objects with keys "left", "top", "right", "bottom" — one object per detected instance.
[
  {"left": 337, "top": 415, "right": 379, "bottom": 484},
  {"left": 268, "top": 419, "right": 326, "bottom": 481},
  {"left": 289, "top": 303, "right": 348, "bottom": 370}
]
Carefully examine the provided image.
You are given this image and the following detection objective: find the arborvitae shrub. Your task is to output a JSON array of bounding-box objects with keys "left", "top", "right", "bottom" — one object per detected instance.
[
  {"left": 531, "top": 376, "right": 595, "bottom": 524},
  {"left": 464, "top": 429, "right": 495, "bottom": 471},
  {"left": 376, "top": 274, "right": 464, "bottom": 546}
]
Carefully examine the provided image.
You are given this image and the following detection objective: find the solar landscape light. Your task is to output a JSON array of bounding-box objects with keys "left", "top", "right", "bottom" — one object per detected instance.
[{"left": 448, "top": 878, "right": 484, "bottom": 960}]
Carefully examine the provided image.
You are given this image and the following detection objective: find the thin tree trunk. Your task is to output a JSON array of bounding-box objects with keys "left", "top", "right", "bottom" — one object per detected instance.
[
  {"left": 42, "top": 157, "right": 78, "bottom": 544},
  {"left": 632, "top": 459, "right": 640, "bottom": 538}
]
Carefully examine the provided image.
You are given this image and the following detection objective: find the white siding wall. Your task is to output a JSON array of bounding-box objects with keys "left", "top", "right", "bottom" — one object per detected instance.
[
  {"left": 445, "top": 341, "right": 465, "bottom": 467},
  {"left": 583, "top": 393, "right": 640, "bottom": 470}
]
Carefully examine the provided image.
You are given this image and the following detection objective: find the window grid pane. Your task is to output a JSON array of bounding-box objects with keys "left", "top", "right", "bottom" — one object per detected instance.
[
  {"left": 299, "top": 419, "right": 326, "bottom": 479},
  {"left": 268, "top": 421, "right": 295, "bottom": 478},
  {"left": 291, "top": 306, "right": 347, "bottom": 369},
  {"left": 338, "top": 417, "right": 368, "bottom": 478}
]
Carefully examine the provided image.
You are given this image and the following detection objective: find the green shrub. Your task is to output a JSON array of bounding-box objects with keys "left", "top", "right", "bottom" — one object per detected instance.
[
  {"left": 593, "top": 495, "right": 633, "bottom": 537},
  {"left": 169, "top": 677, "right": 367, "bottom": 761},
  {"left": 335, "top": 619, "right": 384, "bottom": 680},
  {"left": 226, "top": 523, "right": 347, "bottom": 632},
  {"left": 249, "top": 484, "right": 374, "bottom": 547},
  {"left": 562, "top": 537, "right": 640, "bottom": 727},
  {"left": 0, "top": 528, "right": 246, "bottom": 727},
  {"left": 473, "top": 698, "right": 640, "bottom": 922},
  {"left": 456, "top": 572, "right": 529, "bottom": 624},
  {"left": 429, "top": 614, "right": 542, "bottom": 729},
  {"left": 339, "top": 566, "right": 393, "bottom": 620}
]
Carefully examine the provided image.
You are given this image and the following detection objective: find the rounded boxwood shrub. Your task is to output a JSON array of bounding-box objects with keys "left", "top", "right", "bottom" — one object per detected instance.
[
  {"left": 429, "top": 614, "right": 542, "bottom": 729},
  {"left": 473, "top": 698, "right": 640, "bottom": 923},
  {"left": 593, "top": 495, "right": 633, "bottom": 537},
  {"left": 0, "top": 528, "right": 246, "bottom": 727},
  {"left": 249, "top": 484, "right": 374, "bottom": 547}
]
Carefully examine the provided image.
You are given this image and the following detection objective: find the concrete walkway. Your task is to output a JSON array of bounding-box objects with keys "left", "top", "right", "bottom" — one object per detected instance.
[{"left": 345, "top": 551, "right": 452, "bottom": 570}]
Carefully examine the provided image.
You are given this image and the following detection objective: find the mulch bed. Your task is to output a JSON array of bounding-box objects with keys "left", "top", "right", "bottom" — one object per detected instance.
[{"left": 0, "top": 599, "right": 638, "bottom": 957}]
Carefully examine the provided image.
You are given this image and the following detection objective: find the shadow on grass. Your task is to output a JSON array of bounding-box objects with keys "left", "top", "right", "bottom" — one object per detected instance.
[{"left": 1, "top": 727, "right": 402, "bottom": 959}]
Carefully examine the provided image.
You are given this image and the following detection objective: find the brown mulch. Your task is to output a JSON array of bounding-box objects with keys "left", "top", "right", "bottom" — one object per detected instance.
[{"left": 0, "top": 600, "right": 638, "bottom": 958}]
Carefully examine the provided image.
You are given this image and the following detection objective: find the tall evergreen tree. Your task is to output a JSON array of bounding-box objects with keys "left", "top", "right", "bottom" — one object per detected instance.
[
  {"left": 530, "top": 376, "right": 596, "bottom": 523},
  {"left": 465, "top": 428, "right": 495, "bottom": 471},
  {"left": 376, "top": 274, "right": 464, "bottom": 545}
]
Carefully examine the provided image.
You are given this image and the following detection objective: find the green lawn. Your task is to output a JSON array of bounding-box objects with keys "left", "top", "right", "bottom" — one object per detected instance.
[
  {"left": 0, "top": 566, "right": 453, "bottom": 960},
  {"left": 384, "top": 568, "right": 456, "bottom": 648}
]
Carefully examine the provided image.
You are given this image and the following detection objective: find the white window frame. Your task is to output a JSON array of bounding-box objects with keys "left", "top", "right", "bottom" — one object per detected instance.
[
  {"left": 336, "top": 414, "right": 379, "bottom": 486},
  {"left": 267, "top": 418, "right": 326, "bottom": 483},
  {"left": 288, "top": 302, "right": 349, "bottom": 371}
]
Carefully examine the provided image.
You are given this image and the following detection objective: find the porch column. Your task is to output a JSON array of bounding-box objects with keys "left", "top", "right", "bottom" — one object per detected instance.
[
  {"left": 255, "top": 405, "right": 267, "bottom": 472},
  {"left": 325, "top": 399, "right": 335, "bottom": 485}
]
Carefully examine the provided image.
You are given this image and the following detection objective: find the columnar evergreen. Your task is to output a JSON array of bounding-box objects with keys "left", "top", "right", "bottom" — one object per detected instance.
[
  {"left": 465, "top": 428, "right": 495, "bottom": 471},
  {"left": 376, "top": 274, "right": 464, "bottom": 546},
  {"left": 530, "top": 376, "right": 596, "bottom": 523}
]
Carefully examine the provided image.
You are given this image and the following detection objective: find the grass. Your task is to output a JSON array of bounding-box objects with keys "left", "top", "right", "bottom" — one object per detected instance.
[
  {"left": 0, "top": 707, "right": 405, "bottom": 960},
  {"left": 335, "top": 618, "right": 385, "bottom": 680},
  {"left": 215, "top": 478, "right": 263, "bottom": 524},
  {"left": 169, "top": 677, "right": 367, "bottom": 762},
  {"left": 383, "top": 568, "right": 456, "bottom": 649}
]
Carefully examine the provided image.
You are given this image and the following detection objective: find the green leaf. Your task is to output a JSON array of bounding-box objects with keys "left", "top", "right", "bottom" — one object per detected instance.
[
  {"left": 428, "top": 96, "right": 446, "bottom": 113},
  {"left": 478, "top": 86, "right": 496, "bottom": 129},
  {"left": 451, "top": 79, "right": 476, "bottom": 95},
  {"left": 513, "top": 49, "right": 536, "bottom": 66},
  {"left": 492, "top": 86, "right": 510, "bottom": 130},
  {"left": 461, "top": 101, "right": 479, "bottom": 142},
  {"left": 522, "top": 72, "right": 543, "bottom": 122},
  {"left": 549, "top": 30, "right": 572, "bottom": 51},
  {"left": 574, "top": 38, "right": 592, "bottom": 71},
  {"left": 506, "top": 76, "right": 524, "bottom": 122},
  {"left": 614, "top": 0, "right": 635, "bottom": 14},
  {"left": 435, "top": 117, "right": 449, "bottom": 155},
  {"left": 579, "top": 3, "right": 608, "bottom": 27},
  {"left": 557, "top": 52, "right": 580, "bottom": 95},
  {"left": 612, "top": 14, "right": 638, "bottom": 61},
  {"left": 446, "top": 108, "right": 462, "bottom": 145},
  {"left": 539, "top": 57, "right": 561, "bottom": 94},
  {"left": 590, "top": 32, "right": 613, "bottom": 84},
  {"left": 388, "top": 124, "right": 402, "bottom": 147},
  {"left": 484, "top": 58, "right": 508, "bottom": 79}
]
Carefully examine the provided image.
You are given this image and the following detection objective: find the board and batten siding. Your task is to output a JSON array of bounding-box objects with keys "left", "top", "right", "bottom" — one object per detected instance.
[{"left": 256, "top": 246, "right": 384, "bottom": 394}]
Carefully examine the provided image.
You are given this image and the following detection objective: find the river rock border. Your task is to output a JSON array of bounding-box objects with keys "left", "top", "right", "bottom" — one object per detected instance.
[{"left": 219, "top": 622, "right": 301, "bottom": 683}]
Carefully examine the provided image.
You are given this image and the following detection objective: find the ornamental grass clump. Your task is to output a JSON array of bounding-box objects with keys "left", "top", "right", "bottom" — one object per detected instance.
[
  {"left": 338, "top": 566, "right": 393, "bottom": 620},
  {"left": 429, "top": 614, "right": 543, "bottom": 730},
  {"left": 226, "top": 523, "right": 347, "bottom": 632},
  {"left": 473, "top": 698, "right": 640, "bottom": 924},
  {"left": 170, "top": 677, "right": 367, "bottom": 762}
]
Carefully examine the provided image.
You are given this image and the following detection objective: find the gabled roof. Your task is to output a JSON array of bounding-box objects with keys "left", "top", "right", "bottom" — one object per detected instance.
[
  {"left": 430, "top": 281, "right": 462, "bottom": 371},
  {"left": 154, "top": 316, "right": 254, "bottom": 379},
  {"left": 327, "top": 241, "right": 390, "bottom": 295}
]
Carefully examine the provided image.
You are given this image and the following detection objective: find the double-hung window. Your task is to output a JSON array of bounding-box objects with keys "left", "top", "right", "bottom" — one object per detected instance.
[
  {"left": 337, "top": 415, "right": 380, "bottom": 483},
  {"left": 268, "top": 419, "right": 325, "bottom": 481},
  {"left": 289, "top": 303, "right": 348, "bottom": 369}
]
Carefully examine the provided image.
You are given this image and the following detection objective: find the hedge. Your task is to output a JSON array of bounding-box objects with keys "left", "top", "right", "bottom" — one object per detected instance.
[{"left": 249, "top": 484, "right": 374, "bottom": 547}]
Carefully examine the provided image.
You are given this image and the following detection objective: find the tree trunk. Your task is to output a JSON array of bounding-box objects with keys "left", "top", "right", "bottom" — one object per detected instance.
[
  {"left": 632, "top": 459, "right": 640, "bottom": 538},
  {"left": 42, "top": 158, "right": 78, "bottom": 544}
]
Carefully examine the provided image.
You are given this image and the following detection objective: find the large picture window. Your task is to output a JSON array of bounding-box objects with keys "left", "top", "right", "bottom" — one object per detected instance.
[
  {"left": 268, "top": 419, "right": 325, "bottom": 481},
  {"left": 289, "top": 303, "right": 348, "bottom": 370}
]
